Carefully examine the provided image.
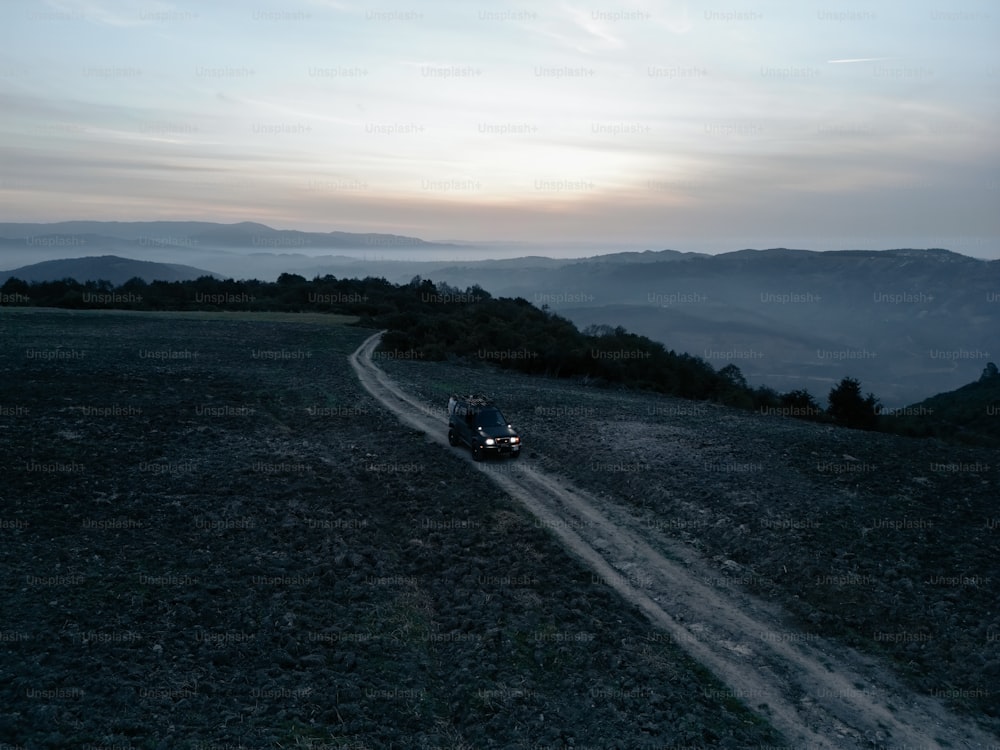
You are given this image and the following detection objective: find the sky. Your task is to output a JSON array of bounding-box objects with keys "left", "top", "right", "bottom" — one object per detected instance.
[{"left": 1, "top": 0, "right": 998, "bottom": 257}]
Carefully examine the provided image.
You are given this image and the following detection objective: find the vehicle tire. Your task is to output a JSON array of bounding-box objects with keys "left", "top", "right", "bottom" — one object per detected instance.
[
  {"left": 448, "top": 429, "right": 458, "bottom": 447},
  {"left": 511, "top": 450, "right": 521, "bottom": 459},
  {"left": 472, "top": 445, "right": 484, "bottom": 462}
]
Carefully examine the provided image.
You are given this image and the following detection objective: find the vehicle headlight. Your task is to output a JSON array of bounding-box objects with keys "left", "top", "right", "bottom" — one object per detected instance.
[
  {"left": 511, "top": 437, "right": 520, "bottom": 443},
  {"left": 485, "top": 438, "right": 495, "bottom": 446}
]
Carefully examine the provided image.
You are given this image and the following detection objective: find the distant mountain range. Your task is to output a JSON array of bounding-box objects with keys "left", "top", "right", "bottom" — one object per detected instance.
[
  {"left": 415, "top": 247, "right": 999, "bottom": 408},
  {"left": 1, "top": 221, "right": 996, "bottom": 407},
  {"left": 0, "top": 220, "right": 458, "bottom": 249},
  {"left": 0, "top": 220, "right": 467, "bottom": 278},
  {"left": 0, "top": 220, "right": 681, "bottom": 279}
]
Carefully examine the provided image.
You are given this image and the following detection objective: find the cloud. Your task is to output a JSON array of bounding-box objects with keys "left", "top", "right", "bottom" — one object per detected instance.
[
  {"left": 649, "top": 0, "right": 692, "bottom": 34},
  {"left": 43, "top": 0, "right": 170, "bottom": 27},
  {"left": 3, "top": 0, "right": 995, "bottom": 257},
  {"left": 525, "top": 4, "right": 627, "bottom": 54},
  {"left": 827, "top": 58, "right": 895, "bottom": 64},
  {"left": 563, "top": 4, "right": 624, "bottom": 50},
  {"left": 305, "top": 0, "right": 354, "bottom": 10}
]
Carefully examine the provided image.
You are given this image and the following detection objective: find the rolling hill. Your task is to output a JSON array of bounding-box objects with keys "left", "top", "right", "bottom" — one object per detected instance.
[
  {"left": 883, "top": 364, "right": 1000, "bottom": 445},
  {"left": 421, "top": 248, "right": 999, "bottom": 408},
  {"left": 2, "top": 223, "right": 995, "bottom": 407},
  {"left": 0, "top": 255, "right": 220, "bottom": 285}
]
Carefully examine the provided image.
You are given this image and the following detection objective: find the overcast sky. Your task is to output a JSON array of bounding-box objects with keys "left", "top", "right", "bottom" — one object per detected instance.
[{"left": 1, "top": 0, "right": 998, "bottom": 256}]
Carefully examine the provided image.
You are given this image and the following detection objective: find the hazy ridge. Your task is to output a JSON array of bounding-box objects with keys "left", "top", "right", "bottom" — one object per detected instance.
[{"left": 2, "top": 222, "right": 997, "bottom": 407}]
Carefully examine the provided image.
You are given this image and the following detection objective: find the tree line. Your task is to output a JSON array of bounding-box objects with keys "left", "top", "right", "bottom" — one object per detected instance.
[{"left": 3, "top": 272, "right": 883, "bottom": 431}]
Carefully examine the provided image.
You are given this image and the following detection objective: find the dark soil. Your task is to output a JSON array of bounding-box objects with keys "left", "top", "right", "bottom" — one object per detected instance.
[
  {"left": 381, "top": 354, "right": 1000, "bottom": 738},
  {"left": 1, "top": 309, "right": 784, "bottom": 749}
]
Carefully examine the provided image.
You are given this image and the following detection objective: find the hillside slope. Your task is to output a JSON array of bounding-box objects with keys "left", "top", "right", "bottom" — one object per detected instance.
[
  {"left": 0, "top": 254, "right": 220, "bottom": 284},
  {"left": 0, "top": 307, "right": 783, "bottom": 748},
  {"left": 884, "top": 365, "right": 1000, "bottom": 444},
  {"left": 380, "top": 349, "right": 1000, "bottom": 740}
]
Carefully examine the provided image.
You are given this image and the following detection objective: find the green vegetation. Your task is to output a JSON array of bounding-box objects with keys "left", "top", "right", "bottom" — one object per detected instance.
[
  {"left": 881, "top": 363, "right": 1000, "bottom": 445},
  {"left": 5, "top": 272, "right": 994, "bottom": 442},
  {"left": 0, "top": 273, "right": 813, "bottom": 410}
]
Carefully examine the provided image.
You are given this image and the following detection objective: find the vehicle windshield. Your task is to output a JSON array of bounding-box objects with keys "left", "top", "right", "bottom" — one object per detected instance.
[{"left": 475, "top": 409, "right": 507, "bottom": 427}]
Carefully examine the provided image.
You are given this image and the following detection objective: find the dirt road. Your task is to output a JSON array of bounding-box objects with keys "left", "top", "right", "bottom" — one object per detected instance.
[{"left": 350, "top": 331, "right": 998, "bottom": 749}]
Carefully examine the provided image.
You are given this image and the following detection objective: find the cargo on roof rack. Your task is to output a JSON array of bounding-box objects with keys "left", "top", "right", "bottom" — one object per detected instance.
[{"left": 448, "top": 393, "right": 492, "bottom": 412}]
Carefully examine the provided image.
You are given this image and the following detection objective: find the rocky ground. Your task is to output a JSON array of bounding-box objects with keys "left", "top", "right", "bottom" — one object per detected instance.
[
  {"left": 1, "top": 309, "right": 787, "bottom": 749},
  {"left": 382, "top": 351, "right": 1000, "bottom": 741}
]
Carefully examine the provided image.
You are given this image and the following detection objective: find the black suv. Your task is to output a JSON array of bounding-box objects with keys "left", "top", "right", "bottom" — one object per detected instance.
[{"left": 447, "top": 394, "right": 521, "bottom": 461}]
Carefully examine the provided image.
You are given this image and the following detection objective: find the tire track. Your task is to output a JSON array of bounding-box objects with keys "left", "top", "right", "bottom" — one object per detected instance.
[{"left": 350, "top": 331, "right": 998, "bottom": 749}]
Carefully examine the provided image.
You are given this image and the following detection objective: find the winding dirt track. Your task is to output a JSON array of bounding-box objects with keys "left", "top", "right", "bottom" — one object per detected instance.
[{"left": 350, "top": 331, "right": 998, "bottom": 750}]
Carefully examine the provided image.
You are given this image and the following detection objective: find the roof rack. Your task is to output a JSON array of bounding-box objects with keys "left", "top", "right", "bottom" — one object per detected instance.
[{"left": 451, "top": 393, "right": 493, "bottom": 407}]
